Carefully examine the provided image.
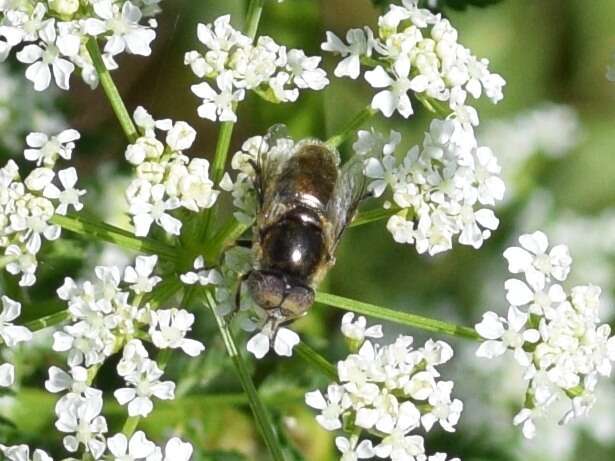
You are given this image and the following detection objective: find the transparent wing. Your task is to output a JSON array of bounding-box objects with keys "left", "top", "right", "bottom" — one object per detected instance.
[
  {"left": 254, "top": 124, "right": 294, "bottom": 227},
  {"left": 326, "top": 153, "right": 367, "bottom": 252},
  {"left": 252, "top": 124, "right": 288, "bottom": 208}
]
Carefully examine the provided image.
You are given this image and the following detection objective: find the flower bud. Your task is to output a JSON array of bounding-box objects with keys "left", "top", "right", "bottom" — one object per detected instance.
[{"left": 49, "top": 0, "right": 80, "bottom": 17}]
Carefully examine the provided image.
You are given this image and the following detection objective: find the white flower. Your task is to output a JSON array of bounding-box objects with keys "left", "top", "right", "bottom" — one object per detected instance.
[
  {"left": 475, "top": 307, "right": 539, "bottom": 366},
  {"left": 363, "top": 154, "right": 398, "bottom": 198},
  {"left": 285, "top": 48, "right": 329, "bottom": 90},
  {"left": 114, "top": 356, "right": 175, "bottom": 417},
  {"left": 90, "top": 0, "right": 157, "bottom": 56},
  {"left": 107, "top": 431, "right": 157, "bottom": 461},
  {"left": 117, "top": 339, "right": 149, "bottom": 376},
  {"left": 24, "top": 129, "right": 80, "bottom": 166},
  {"left": 0, "top": 26, "right": 23, "bottom": 62},
  {"left": 180, "top": 256, "right": 222, "bottom": 286},
  {"left": 129, "top": 183, "right": 182, "bottom": 236},
  {"left": 374, "top": 402, "right": 424, "bottom": 459},
  {"left": 55, "top": 393, "right": 108, "bottom": 459},
  {"left": 305, "top": 384, "right": 349, "bottom": 431},
  {"left": 472, "top": 146, "right": 505, "bottom": 205},
  {"left": 0, "top": 295, "right": 32, "bottom": 347},
  {"left": 147, "top": 437, "right": 193, "bottom": 461},
  {"left": 0, "top": 363, "right": 15, "bottom": 387},
  {"left": 42, "top": 167, "right": 86, "bottom": 215},
  {"left": 166, "top": 121, "right": 196, "bottom": 151},
  {"left": 123, "top": 255, "right": 161, "bottom": 294},
  {"left": 195, "top": 14, "right": 250, "bottom": 55},
  {"left": 321, "top": 28, "right": 374, "bottom": 79},
  {"left": 335, "top": 436, "right": 375, "bottom": 461},
  {"left": 25, "top": 167, "right": 55, "bottom": 191},
  {"left": 4, "top": 244, "right": 38, "bottom": 287},
  {"left": 340, "top": 312, "right": 383, "bottom": 343},
  {"left": 133, "top": 106, "right": 172, "bottom": 138},
  {"left": 365, "top": 61, "right": 427, "bottom": 118},
  {"left": 421, "top": 381, "right": 463, "bottom": 432},
  {"left": 504, "top": 276, "right": 566, "bottom": 318},
  {"left": 246, "top": 326, "right": 300, "bottom": 359},
  {"left": 0, "top": 445, "right": 53, "bottom": 461},
  {"left": 503, "top": 231, "right": 572, "bottom": 284},
  {"left": 353, "top": 128, "right": 401, "bottom": 157},
  {"left": 513, "top": 407, "right": 537, "bottom": 439},
  {"left": 191, "top": 71, "right": 244, "bottom": 122},
  {"left": 9, "top": 195, "right": 61, "bottom": 253},
  {"left": 45, "top": 365, "right": 93, "bottom": 396},
  {"left": 16, "top": 20, "right": 76, "bottom": 91},
  {"left": 149, "top": 308, "right": 205, "bottom": 357},
  {"left": 269, "top": 71, "right": 299, "bottom": 102}
]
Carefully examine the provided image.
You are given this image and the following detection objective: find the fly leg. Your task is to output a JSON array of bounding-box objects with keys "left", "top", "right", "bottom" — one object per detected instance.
[{"left": 233, "top": 271, "right": 251, "bottom": 315}]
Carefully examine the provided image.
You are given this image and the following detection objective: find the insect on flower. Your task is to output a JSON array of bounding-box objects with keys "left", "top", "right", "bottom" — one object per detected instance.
[{"left": 239, "top": 126, "right": 366, "bottom": 334}]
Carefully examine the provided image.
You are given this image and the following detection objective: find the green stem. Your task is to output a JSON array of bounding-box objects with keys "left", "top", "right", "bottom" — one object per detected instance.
[
  {"left": 245, "top": 0, "right": 265, "bottom": 39},
  {"left": 0, "top": 307, "right": 71, "bottom": 346},
  {"left": 85, "top": 38, "right": 138, "bottom": 143},
  {"left": 211, "top": 122, "right": 235, "bottom": 186},
  {"left": 416, "top": 94, "right": 452, "bottom": 118},
  {"left": 198, "top": 121, "right": 235, "bottom": 240},
  {"left": 294, "top": 342, "right": 337, "bottom": 380},
  {"left": 24, "top": 309, "right": 70, "bottom": 332},
  {"left": 204, "top": 218, "right": 250, "bottom": 263},
  {"left": 325, "top": 105, "right": 377, "bottom": 150},
  {"left": 350, "top": 206, "right": 402, "bottom": 228},
  {"left": 121, "top": 416, "right": 140, "bottom": 438},
  {"left": 315, "top": 292, "right": 481, "bottom": 341},
  {"left": 204, "top": 291, "right": 286, "bottom": 461},
  {"left": 51, "top": 214, "right": 178, "bottom": 261}
]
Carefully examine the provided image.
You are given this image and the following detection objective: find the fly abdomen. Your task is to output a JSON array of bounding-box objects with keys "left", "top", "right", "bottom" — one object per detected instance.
[{"left": 260, "top": 208, "right": 325, "bottom": 281}]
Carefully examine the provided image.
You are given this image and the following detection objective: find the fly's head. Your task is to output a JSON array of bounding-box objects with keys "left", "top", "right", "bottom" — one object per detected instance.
[{"left": 246, "top": 269, "right": 314, "bottom": 320}]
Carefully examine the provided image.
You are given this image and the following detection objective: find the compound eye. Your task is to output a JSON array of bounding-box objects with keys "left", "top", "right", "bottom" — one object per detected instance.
[
  {"left": 247, "top": 271, "right": 285, "bottom": 310},
  {"left": 281, "top": 285, "right": 314, "bottom": 317}
]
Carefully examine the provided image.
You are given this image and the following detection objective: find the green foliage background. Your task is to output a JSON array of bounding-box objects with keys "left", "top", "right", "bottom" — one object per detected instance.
[{"left": 1, "top": 0, "right": 615, "bottom": 460}]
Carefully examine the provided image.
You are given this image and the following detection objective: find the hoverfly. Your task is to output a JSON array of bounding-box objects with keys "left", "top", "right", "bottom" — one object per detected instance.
[{"left": 239, "top": 126, "right": 366, "bottom": 331}]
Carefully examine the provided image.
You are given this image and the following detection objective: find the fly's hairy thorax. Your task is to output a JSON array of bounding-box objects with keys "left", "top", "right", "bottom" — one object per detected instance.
[{"left": 273, "top": 144, "right": 338, "bottom": 215}]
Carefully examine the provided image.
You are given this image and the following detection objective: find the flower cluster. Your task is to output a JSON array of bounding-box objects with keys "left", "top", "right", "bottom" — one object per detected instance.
[
  {"left": 360, "top": 118, "right": 504, "bottom": 255},
  {"left": 322, "top": 0, "right": 504, "bottom": 122},
  {"left": 0, "top": 296, "right": 33, "bottom": 387},
  {"left": 0, "top": 0, "right": 161, "bottom": 91},
  {"left": 185, "top": 15, "right": 329, "bottom": 122},
  {"left": 475, "top": 231, "right": 615, "bottom": 439},
  {"left": 124, "top": 106, "right": 219, "bottom": 237},
  {"left": 306, "top": 314, "right": 461, "bottom": 461},
  {"left": 47, "top": 255, "right": 202, "bottom": 459},
  {"left": 0, "top": 434, "right": 193, "bottom": 461},
  {"left": 1, "top": 129, "right": 85, "bottom": 286}
]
